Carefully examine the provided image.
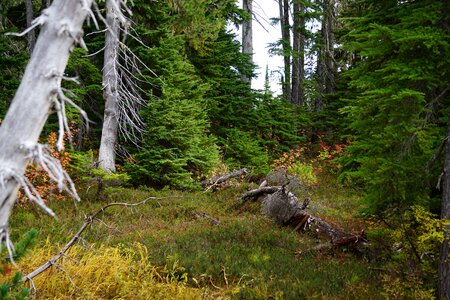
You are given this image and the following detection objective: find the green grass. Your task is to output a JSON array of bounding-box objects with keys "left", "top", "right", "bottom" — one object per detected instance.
[{"left": 8, "top": 175, "right": 383, "bottom": 299}]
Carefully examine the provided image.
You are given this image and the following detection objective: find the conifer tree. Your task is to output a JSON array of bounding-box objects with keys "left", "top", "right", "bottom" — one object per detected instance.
[
  {"left": 339, "top": 0, "right": 450, "bottom": 216},
  {"left": 125, "top": 34, "right": 219, "bottom": 189}
]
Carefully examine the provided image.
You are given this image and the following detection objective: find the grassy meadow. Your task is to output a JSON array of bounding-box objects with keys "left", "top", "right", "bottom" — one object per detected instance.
[{"left": 3, "top": 168, "right": 396, "bottom": 299}]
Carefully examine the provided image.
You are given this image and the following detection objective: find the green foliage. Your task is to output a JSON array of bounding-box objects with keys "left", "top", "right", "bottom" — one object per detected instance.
[
  {"left": 0, "top": 29, "right": 28, "bottom": 119},
  {"left": 287, "top": 162, "right": 317, "bottom": 186},
  {"left": 256, "top": 81, "right": 306, "bottom": 154},
  {"left": 338, "top": 0, "right": 450, "bottom": 216},
  {"left": 220, "top": 129, "right": 270, "bottom": 176},
  {"left": 0, "top": 229, "right": 37, "bottom": 300},
  {"left": 126, "top": 33, "right": 219, "bottom": 190}
]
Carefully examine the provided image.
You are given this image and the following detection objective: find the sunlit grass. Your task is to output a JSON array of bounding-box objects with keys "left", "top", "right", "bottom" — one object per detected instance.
[{"left": 8, "top": 178, "right": 382, "bottom": 299}]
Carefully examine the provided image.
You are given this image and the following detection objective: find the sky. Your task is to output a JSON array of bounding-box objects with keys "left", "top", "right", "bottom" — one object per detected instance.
[{"left": 232, "top": 0, "right": 283, "bottom": 93}]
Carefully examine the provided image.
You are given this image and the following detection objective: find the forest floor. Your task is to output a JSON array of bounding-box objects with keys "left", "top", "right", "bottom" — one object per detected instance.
[{"left": 7, "top": 169, "right": 388, "bottom": 299}]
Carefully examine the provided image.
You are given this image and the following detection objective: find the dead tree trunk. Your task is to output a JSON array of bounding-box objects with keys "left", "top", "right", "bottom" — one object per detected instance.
[
  {"left": 0, "top": 0, "right": 93, "bottom": 248},
  {"left": 242, "top": 0, "right": 253, "bottom": 84},
  {"left": 98, "top": 0, "right": 120, "bottom": 173},
  {"left": 242, "top": 186, "right": 366, "bottom": 251},
  {"left": 439, "top": 115, "right": 450, "bottom": 299}
]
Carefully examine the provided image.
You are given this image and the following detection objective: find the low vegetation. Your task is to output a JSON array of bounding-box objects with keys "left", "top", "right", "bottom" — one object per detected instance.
[{"left": 0, "top": 154, "right": 439, "bottom": 299}]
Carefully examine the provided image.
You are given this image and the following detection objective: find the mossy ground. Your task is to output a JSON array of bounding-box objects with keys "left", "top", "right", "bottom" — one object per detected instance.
[{"left": 6, "top": 171, "right": 383, "bottom": 299}]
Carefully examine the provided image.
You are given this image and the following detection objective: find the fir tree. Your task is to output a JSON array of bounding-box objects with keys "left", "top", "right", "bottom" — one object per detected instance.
[
  {"left": 339, "top": 0, "right": 450, "bottom": 216},
  {"left": 125, "top": 34, "right": 219, "bottom": 190}
]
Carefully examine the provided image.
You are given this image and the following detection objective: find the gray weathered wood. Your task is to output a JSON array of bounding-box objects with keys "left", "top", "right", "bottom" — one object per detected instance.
[
  {"left": 0, "top": 0, "right": 93, "bottom": 247},
  {"left": 98, "top": 0, "right": 120, "bottom": 173},
  {"left": 242, "top": 0, "right": 253, "bottom": 83}
]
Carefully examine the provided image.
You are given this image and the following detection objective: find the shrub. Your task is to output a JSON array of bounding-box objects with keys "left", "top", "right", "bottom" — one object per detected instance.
[
  {"left": 19, "top": 243, "right": 209, "bottom": 299},
  {"left": 220, "top": 129, "right": 270, "bottom": 177},
  {"left": 18, "top": 132, "right": 72, "bottom": 203}
]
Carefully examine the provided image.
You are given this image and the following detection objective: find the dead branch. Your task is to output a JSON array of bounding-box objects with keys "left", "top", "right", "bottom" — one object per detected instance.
[
  {"left": 296, "top": 230, "right": 368, "bottom": 256},
  {"left": 202, "top": 168, "right": 248, "bottom": 191},
  {"left": 239, "top": 186, "right": 281, "bottom": 201},
  {"left": 23, "top": 195, "right": 179, "bottom": 283}
]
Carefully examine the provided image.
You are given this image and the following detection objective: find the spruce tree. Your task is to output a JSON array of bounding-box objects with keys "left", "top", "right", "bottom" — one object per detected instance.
[
  {"left": 339, "top": 0, "right": 450, "bottom": 216},
  {"left": 125, "top": 34, "right": 219, "bottom": 189}
]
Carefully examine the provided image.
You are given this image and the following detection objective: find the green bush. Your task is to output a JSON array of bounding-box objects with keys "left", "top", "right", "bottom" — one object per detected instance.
[{"left": 220, "top": 129, "right": 270, "bottom": 177}]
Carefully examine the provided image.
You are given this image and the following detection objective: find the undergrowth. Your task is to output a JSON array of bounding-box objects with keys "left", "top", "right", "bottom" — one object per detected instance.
[{"left": 6, "top": 175, "right": 385, "bottom": 299}]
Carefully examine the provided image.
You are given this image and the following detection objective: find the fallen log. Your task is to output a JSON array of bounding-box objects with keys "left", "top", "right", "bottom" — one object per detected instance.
[
  {"left": 202, "top": 168, "right": 248, "bottom": 191},
  {"left": 239, "top": 185, "right": 367, "bottom": 253},
  {"left": 296, "top": 230, "right": 367, "bottom": 256},
  {"left": 240, "top": 186, "right": 281, "bottom": 201}
]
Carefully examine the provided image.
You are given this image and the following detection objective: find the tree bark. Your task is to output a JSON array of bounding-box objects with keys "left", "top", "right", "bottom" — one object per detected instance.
[
  {"left": 201, "top": 168, "right": 248, "bottom": 189},
  {"left": 0, "top": 0, "right": 93, "bottom": 243},
  {"left": 315, "top": 0, "right": 336, "bottom": 111},
  {"left": 291, "top": 0, "right": 305, "bottom": 106},
  {"left": 26, "top": 0, "right": 36, "bottom": 53},
  {"left": 242, "top": 0, "right": 253, "bottom": 84},
  {"left": 98, "top": 0, "right": 120, "bottom": 174},
  {"left": 439, "top": 115, "right": 450, "bottom": 299},
  {"left": 279, "top": 0, "right": 291, "bottom": 101}
]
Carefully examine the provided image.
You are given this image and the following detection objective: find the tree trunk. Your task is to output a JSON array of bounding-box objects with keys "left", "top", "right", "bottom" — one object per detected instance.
[
  {"left": 26, "top": 0, "right": 36, "bottom": 53},
  {"left": 291, "top": 0, "right": 305, "bottom": 106},
  {"left": 279, "top": 0, "right": 291, "bottom": 101},
  {"left": 98, "top": 0, "right": 120, "bottom": 174},
  {"left": 323, "top": 0, "right": 335, "bottom": 95},
  {"left": 0, "top": 0, "right": 93, "bottom": 243},
  {"left": 439, "top": 115, "right": 450, "bottom": 299},
  {"left": 315, "top": 0, "right": 336, "bottom": 111},
  {"left": 242, "top": 0, "right": 253, "bottom": 84}
]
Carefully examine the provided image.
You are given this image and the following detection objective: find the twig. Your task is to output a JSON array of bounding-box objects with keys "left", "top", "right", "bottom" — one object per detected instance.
[
  {"left": 202, "top": 168, "right": 248, "bottom": 191},
  {"left": 23, "top": 195, "right": 179, "bottom": 282}
]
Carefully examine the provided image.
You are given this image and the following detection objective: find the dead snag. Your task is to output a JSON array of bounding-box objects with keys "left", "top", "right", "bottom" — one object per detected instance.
[{"left": 202, "top": 168, "right": 248, "bottom": 191}]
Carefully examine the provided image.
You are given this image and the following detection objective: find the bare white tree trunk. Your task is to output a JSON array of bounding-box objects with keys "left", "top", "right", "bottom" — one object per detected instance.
[
  {"left": 242, "top": 0, "right": 253, "bottom": 84},
  {"left": 0, "top": 0, "right": 93, "bottom": 249},
  {"left": 98, "top": 0, "right": 120, "bottom": 173}
]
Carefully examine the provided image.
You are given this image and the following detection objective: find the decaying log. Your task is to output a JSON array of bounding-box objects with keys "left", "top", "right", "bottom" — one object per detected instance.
[
  {"left": 297, "top": 230, "right": 368, "bottom": 256},
  {"left": 240, "top": 186, "right": 281, "bottom": 201},
  {"left": 239, "top": 185, "right": 367, "bottom": 253},
  {"left": 261, "top": 187, "right": 303, "bottom": 225},
  {"left": 202, "top": 168, "right": 248, "bottom": 190}
]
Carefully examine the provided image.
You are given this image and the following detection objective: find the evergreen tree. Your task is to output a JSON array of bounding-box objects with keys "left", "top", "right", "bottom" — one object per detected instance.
[
  {"left": 339, "top": 0, "right": 450, "bottom": 217},
  {"left": 125, "top": 34, "right": 219, "bottom": 189},
  {"left": 190, "top": 29, "right": 271, "bottom": 174}
]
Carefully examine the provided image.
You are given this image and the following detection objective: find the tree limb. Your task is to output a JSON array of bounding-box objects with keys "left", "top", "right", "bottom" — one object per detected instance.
[
  {"left": 23, "top": 196, "right": 178, "bottom": 282},
  {"left": 202, "top": 168, "right": 248, "bottom": 191}
]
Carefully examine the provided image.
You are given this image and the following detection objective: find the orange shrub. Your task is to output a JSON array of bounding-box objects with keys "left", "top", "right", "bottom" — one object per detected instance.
[{"left": 18, "top": 132, "right": 72, "bottom": 202}]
